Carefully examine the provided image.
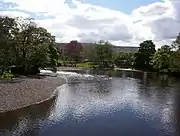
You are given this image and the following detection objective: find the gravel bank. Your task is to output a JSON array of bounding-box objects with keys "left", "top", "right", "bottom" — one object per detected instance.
[{"left": 0, "top": 76, "right": 65, "bottom": 113}]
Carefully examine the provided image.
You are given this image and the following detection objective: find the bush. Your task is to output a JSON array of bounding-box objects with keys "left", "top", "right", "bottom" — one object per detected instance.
[{"left": 0, "top": 72, "right": 14, "bottom": 79}]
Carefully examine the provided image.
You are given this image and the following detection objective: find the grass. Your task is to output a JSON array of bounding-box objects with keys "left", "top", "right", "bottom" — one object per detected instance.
[
  {"left": 58, "top": 60, "right": 98, "bottom": 68},
  {"left": 76, "top": 62, "right": 97, "bottom": 68},
  {"left": 0, "top": 72, "right": 15, "bottom": 80}
]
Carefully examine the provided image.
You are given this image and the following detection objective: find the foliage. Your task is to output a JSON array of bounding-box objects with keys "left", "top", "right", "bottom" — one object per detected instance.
[
  {"left": 150, "top": 45, "right": 172, "bottom": 73},
  {"left": 0, "top": 16, "right": 18, "bottom": 72},
  {"left": 134, "top": 40, "right": 156, "bottom": 70},
  {"left": 93, "top": 41, "right": 113, "bottom": 69},
  {"left": 114, "top": 51, "right": 135, "bottom": 68},
  {"left": 170, "top": 33, "right": 180, "bottom": 73},
  {"left": 172, "top": 33, "right": 180, "bottom": 50},
  {"left": 0, "top": 72, "right": 14, "bottom": 79},
  {"left": 0, "top": 16, "right": 58, "bottom": 75},
  {"left": 81, "top": 43, "right": 96, "bottom": 61},
  {"left": 169, "top": 51, "right": 180, "bottom": 73},
  {"left": 48, "top": 39, "right": 59, "bottom": 67}
]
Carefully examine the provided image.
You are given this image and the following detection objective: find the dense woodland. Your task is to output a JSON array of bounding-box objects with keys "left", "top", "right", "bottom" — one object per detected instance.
[{"left": 1, "top": 16, "right": 180, "bottom": 78}]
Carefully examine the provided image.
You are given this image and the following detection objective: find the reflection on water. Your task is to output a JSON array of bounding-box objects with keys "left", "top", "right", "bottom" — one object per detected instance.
[
  {"left": 0, "top": 98, "right": 55, "bottom": 136},
  {"left": 0, "top": 70, "right": 180, "bottom": 136}
]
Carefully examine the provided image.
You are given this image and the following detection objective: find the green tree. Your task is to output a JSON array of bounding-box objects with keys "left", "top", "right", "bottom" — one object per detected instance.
[
  {"left": 0, "top": 17, "right": 59, "bottom": 75},
  {"left": 134, "top": 40, "right": 156, "bottom": 70},
  {"left": 170, "top": 33, "right": 180, "bottom": 73},
  {"left": 48, "top": 37, "right": 59, "bottom": 68},
  {"left": 14, "top": 18, "right": 58, "bottom": 74},
  {"left": 170, "top": 51, "right": 180, "bottom": 73},
  {"left": 0, "top": 16, "right": 18, "bottom": 74},
  {"left": 81, "top": 43, "right": 96, "bottom": 62},
  {"left": 114, "top": 51, "right": 135, "bottom": 68},
  {"left": 151, "top": 45, "right": 172, "bottom": 73},
  {"left": 94, "top": 41, "right": 113, "bottom": 68},
  {"left": 172, "top": 33, "right": 180, "bottom": 50}
]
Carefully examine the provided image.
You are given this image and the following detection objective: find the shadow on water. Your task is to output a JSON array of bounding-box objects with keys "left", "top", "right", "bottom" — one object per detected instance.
[
  {"left": 0, "top": 70, "right": 180, "bottom": 136},
  {"left": 0, "top": 97, "right": 56, "bottom": 136}
]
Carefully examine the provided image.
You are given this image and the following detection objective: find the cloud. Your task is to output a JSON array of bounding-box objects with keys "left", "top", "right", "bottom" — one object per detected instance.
[
  {"left": 171, "top": 0, "right": 180, "bottom": 19},
  {"left": 0, "top": 10, "right": 30, "bottom": 18},
  {"left": 4, "top": 0, "right": 67, "bottom": 14},
  {"left": 132, "top": 2, "right": 170, "bottom": 20},
  {"left": 78, "top": 32, "right": 100, "bottom": 43},
  {"left": 147, "top": 17, "right": 180, "bottom": 39},
  {"left": 0, "top": 0, "right": 180, "bottom": 48},
  {"left": 132, "top": 0, "right": 180, "bottom": 44}
]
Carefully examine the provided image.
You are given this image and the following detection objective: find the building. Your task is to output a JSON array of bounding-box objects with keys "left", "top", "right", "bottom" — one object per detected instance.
[
  {"left": 111, "top": 46, "right": 139, "bottom": 52},
  {"left": 56, "top": 42, "right": 139, "bottom": 53}
]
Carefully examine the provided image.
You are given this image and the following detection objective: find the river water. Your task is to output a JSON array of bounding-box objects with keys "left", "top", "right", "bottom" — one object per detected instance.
[{"left": 0, "top": 70, "right": 180, "bottom": 136}]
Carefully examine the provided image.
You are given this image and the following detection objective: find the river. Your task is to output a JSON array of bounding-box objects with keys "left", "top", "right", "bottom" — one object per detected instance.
[{"left": 0, "top": 70, "right": 179, "bottom": 136}]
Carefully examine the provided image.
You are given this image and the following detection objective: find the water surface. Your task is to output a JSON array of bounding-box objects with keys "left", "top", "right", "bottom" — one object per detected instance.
[{"left": 0, "top": 70, "right": 179, "bottom": 136}]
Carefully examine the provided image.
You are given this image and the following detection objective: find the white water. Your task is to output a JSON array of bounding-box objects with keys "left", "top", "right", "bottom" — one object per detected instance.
[
  {"left": 40, "top": 69, "right": 111, "bottom": 84},
  {"left": 40, "top": 69, "right": 95, "bottom": 83}
]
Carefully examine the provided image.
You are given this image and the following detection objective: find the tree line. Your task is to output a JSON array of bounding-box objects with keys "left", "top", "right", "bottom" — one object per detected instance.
[
  {"left": 1, "top": 16, "right": 180, "bottom": 76},
  {"left": 59, "top": 35, "right": 180, "bottom": 74},
  {"left": 133, "top": 36, "right": 180, "bottom": 74}
]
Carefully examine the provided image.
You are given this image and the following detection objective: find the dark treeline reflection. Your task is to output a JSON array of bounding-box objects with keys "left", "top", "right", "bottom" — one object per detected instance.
[{"left": 0, "top": 98, "right": 56, "bottom": 136}]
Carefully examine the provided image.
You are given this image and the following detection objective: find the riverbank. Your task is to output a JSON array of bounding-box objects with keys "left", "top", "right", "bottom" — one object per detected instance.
[{"left": 0, "top": 75, "right": 65, "bottom": 113}]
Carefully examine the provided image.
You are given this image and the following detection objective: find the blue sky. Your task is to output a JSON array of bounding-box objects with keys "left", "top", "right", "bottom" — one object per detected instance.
[{"left": 79, "top": 0, "right": 162, "bottom": 13}]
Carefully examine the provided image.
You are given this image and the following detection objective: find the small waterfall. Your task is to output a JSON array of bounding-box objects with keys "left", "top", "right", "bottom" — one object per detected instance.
[{"left": 40, "top": 69, "right": 95, "bottom": 84}]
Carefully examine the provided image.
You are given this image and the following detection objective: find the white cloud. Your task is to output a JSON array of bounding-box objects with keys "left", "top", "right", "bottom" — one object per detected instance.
[
  {"left": 131, "top": 0, "right": 180, "bottom": 46},
  {"left": 5, "top": 0, "right": 67, "bottom": 14},
  {"left": 147, "top": 17, "right": 180, "bottom": 39},
  {"left": 0, "top": 0, "right": 180, "bottom": 48},
  {"left": 0, "top": 10, "right": 30, "bottom": 18},
  {"left": 170, "top": 0, "right": 180, "bottom": 19}
]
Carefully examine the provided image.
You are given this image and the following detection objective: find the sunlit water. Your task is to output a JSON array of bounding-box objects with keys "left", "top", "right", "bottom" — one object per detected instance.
[{"left": 0, "top": 70, "right": 180, "bottom": 136}]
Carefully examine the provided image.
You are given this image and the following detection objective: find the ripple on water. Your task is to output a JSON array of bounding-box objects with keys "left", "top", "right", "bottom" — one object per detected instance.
[{"left": 1, "top": 70, "right": 179, "bottom": 136}]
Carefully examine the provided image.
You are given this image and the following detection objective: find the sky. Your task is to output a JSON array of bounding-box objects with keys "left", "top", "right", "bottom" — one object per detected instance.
[
  {"left": 0, "top": 0, "right": 180, "bottom": 48},
  {"left": 79, "top": 0, "right": 160, "bottom": 13}
]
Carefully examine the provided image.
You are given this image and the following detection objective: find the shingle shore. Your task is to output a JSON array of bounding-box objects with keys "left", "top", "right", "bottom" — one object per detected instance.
[{"left": 0, "top": 76, "right": 65, "bottom": 113}]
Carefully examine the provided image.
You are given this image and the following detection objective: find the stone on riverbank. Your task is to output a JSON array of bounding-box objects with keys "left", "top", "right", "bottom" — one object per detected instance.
[{"left": 0, "top": 76, "right": 65, "bottom": 113}]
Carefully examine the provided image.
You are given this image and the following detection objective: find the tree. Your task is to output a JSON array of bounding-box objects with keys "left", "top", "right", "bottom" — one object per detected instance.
[
  {"left": 48, "top": 37, "right": 59, "bottom": 68},
  {"left": 81, "top": 43, "right": 96, "bottom": 62},
  {"left": 172, "top": 33, "right": 180, "bottom": 50},
  {"left": 170, "top": 33, "right": 180, "bottom": 73},
  {"left": 12, "top": 18, "right": 58, "bottom": 74},
  {"left": 170, "top": 51, "right": 180, "bottom": 73},
  {"left": 134, "top": 40, "right": 156, "bottom": 70},
  {"left": 114, "top": 51, "right": 135, "bottom": 68},
  {"left": 94, "top": 41, "right": 113, "bottom": 68},
  {"left": 0, "top": 17, "right": 59, "bottom": 75},
  {"left": 151, "top": 45, "right": 172, "bottom": 73},
  {"left": 0, "top": 16, "right": 18, "bottom": 74}
]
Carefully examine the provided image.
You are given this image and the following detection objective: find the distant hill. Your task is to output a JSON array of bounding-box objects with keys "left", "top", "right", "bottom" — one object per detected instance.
[
  {"left": 56, "top": 42, "right": 139, "bottom": 53},
  {"left": 111, "top": 45, "right": 139, "bottom": 52}
]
